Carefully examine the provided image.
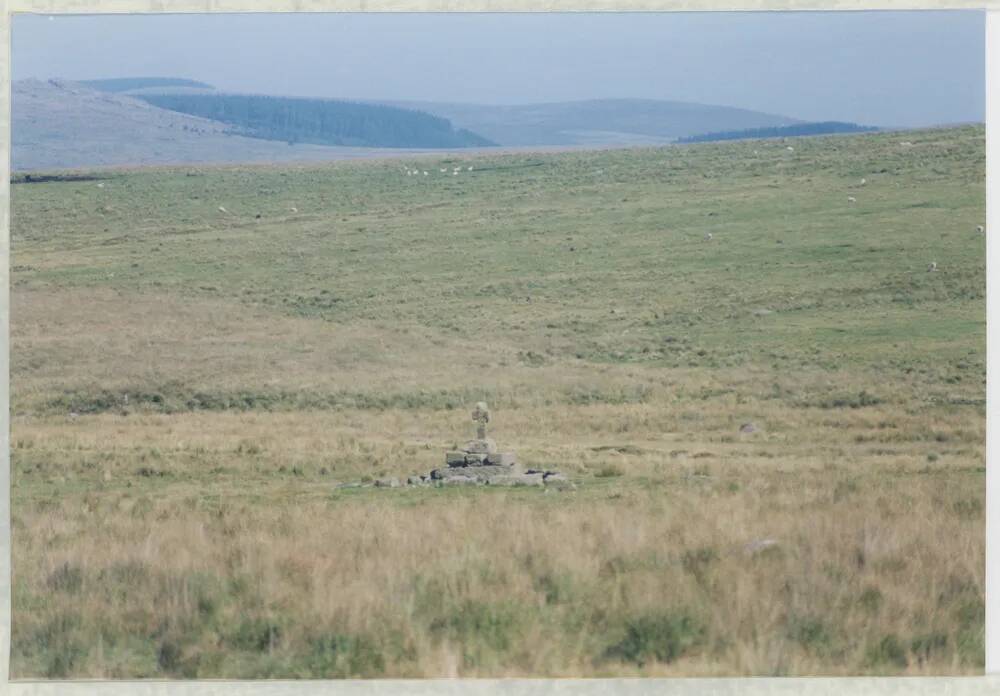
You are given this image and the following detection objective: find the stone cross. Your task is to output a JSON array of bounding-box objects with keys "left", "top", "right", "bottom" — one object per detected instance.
[{"left": 472, "top": 402, "right": 490, "bottom": 440}]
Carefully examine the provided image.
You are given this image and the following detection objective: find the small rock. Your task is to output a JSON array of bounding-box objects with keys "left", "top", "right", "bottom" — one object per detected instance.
[
  {"left": 484, "top": 452, "right": 516, "bottom": 466},
  {"left": 406, "top": 476, "right": 425, "bottom": 486},
  {"left": 739, "top": 423, "right": 757, "bottom": 434},
  {"left": 744, "top": 539, "right": 779, "bottom": 556},
  {"left": 375, "top": 477, "right": 400, "bottom": 488},
  {"left": 445, "top": 451, "right": 467, "bottom": 466}
]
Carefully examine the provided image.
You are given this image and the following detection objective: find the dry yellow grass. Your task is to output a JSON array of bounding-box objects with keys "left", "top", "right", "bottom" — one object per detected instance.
[{"left": 12, "top": 289, "right": 984, "bottom": 677}]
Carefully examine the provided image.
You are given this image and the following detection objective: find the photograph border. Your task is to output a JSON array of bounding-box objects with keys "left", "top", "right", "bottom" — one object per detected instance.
[{"left": 3, "top": 1, "right": 998, "bottom": 693}]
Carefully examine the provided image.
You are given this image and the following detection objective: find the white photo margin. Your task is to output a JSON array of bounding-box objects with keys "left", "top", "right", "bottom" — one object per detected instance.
[{"left": 2, "top": 1, "right": 998, "bottom": 694}]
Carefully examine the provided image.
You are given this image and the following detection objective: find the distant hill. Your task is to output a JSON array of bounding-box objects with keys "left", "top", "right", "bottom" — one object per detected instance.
[
  {"left": 378, "top": 98, "right": 803, "bottom": 146},
  {"left": 135, "top": 93, "right": 495, "bottom": 149},
  {"left": 78, "top": 77, "right": 216, "bottom": 93},
  {"left": 678, "top": 121, "right": 879, "bottom": 143},
  {"left": 14, "top": 76, "right": 878, "bottom": 170},
  {"left": 12, "top": 79, "right": 441, "bottom": 171}
]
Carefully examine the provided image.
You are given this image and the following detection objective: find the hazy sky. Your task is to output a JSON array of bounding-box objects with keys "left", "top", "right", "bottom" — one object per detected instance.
[{"left": 13, "top": 11, "right": 984, "bottom": 128}]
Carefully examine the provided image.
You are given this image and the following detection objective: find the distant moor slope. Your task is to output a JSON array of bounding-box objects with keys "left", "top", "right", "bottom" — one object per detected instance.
[{"left": 381, "top": 98, "right": 803, "bottom": 146}]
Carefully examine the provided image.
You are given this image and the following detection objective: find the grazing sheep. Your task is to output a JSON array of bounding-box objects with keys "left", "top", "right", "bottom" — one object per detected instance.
[
  {"left": 423, "top": 171, "right": 429, "bottom": 176},
  {"left": 467, "top": 166, "right": 473, "bottom": 171},
  {"left": 847, "top": 196, "right": 857, "bottom": 203},
  {"left": 290, "top": 206, "right": 298, "bottom": 213},
  {"left": 860, "top": 178, "right": 867, "bottom": 185},
  {"left": 218, "top": 206, "right": 228, "bottom": 214},
  {"left": 928, "top": 262, "right": 938, "bottom": 272},
  {"left": 705, "top": 232, "right": 713, "bottom": 241},
  {"left": 786, "top": 146, "right": 794, "bottom": 152},
  {"left": 977, "top": 225, "right": 985, "bottom": 234}
]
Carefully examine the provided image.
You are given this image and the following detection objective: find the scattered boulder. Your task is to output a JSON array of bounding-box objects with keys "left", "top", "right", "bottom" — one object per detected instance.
[
  {"left": 739, "top": 422, "right": 757, "bottom": 434},
  {"left": 374, "top": 477, "right": 400, "bottom": 488}
]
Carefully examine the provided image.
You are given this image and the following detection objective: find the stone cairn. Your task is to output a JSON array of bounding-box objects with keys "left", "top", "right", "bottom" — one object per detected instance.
[{"left": 371, "top": 402, "right": 572, "bottom": 489}]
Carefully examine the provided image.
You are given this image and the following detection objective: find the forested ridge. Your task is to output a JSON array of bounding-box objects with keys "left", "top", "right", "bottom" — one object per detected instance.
[
  {"left": 678, "top": 121, "right": 878, "bottom": 143},
  {"left": 137, "top": 93, "right": 496, "bottom": 148}
]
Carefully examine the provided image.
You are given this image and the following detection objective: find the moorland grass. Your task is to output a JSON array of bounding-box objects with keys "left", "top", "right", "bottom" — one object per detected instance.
[{"left": 10, "top": 126, "right": 985, "bottom": 677}]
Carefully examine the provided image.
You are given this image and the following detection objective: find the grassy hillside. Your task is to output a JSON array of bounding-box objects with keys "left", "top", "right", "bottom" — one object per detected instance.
[
  {"left": 10, "top": 126, "right": 985, "bottom": 678},
  {"left": 13, "top": 79, "right": 431, "bottom": 171},
  {"left": 382, "top": 98, "right": 802, "bottom": 146},
  {"left": 138, "top": 93, "right": 496, "bottom": 149},
  {"left": 79, "top": 77, "right": 215, "bottom": 93}
]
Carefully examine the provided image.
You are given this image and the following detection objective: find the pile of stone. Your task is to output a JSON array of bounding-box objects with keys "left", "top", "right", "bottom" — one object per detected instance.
[{"left": 374, "top": 402, "right": 573, "bottom": 489}]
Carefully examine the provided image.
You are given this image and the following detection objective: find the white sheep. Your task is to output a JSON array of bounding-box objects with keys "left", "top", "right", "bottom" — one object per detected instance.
[
  {"left": 928, "top": 262, "right": 938, "bottom": 272},
  {"left": 847, "top": 196, "right": 857, "bottom": 204},
  {"left": 977, "top": 225, "right": 985, "bottom": 234},
  {"left": 705, "top": 232, "right": 713, "bottom": 241}
]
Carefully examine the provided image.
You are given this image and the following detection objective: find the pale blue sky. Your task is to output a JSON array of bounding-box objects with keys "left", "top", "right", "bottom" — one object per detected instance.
[{"left": 13, "top": 11, "right": 985, "bottom": 128}]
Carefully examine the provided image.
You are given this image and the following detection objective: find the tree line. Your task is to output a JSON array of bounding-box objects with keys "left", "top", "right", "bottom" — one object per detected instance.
[
  {"left": 677, "top": 121, "right": 878, "bottom": 144},
  {"left": 136, "top": 93, "right": 496, "bottom": 149}
]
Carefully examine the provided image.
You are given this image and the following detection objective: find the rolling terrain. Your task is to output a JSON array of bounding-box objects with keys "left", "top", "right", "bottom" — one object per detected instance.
[
  {"left": 10, "top": 126, "right": 985, "bottom": 678},
  {"left": 15, "top": 77, "right": 817, "bottom": 170},
  {"left": 381, "top": 98, "right": 802, "bottom": 146},
  {"left": 12, "top": 80, "right": 476, "bottom": 171}
]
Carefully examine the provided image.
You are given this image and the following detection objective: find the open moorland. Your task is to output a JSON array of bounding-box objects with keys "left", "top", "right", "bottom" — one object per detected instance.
[{"left": 11, "top": 126, "right": 985, "bottom": 678}]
